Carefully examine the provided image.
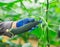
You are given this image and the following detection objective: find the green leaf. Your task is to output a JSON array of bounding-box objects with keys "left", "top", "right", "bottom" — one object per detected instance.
[
  {"left": 30, "top": 26, "right": 43, "bottom": 38},
  {"left": 48, "top": 29, "right": 57, "bottom": 40}
]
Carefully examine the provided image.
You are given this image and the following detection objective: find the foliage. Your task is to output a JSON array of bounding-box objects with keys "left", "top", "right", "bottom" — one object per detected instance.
[{"left": 0, "top": 0, "right": 60, "bottom": 47}]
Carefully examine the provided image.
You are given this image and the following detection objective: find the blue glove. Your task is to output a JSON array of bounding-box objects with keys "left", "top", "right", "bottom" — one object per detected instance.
[
  {"left": 16, "top": 18, "right": 35, "bottom": 27},
  {"left": 16, "top": 18, "right": 42, "bottom": 32},
  {"left": 29, "top": 20, "right": 42, "bottom": 32}
]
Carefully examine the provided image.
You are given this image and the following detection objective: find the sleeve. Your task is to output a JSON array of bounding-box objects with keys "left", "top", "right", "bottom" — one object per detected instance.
[{"left": 0, "top": 21, "right": 13, "bottom": 36}]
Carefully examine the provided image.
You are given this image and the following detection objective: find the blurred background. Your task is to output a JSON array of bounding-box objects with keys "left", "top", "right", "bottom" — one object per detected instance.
[{"left": 0, "top": 0, "right": 60, "bottom": 47}]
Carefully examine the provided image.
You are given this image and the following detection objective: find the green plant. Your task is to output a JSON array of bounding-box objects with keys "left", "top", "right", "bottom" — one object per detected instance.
[{"left": 0, "top": 0, "right": 60, "bottom": 47}]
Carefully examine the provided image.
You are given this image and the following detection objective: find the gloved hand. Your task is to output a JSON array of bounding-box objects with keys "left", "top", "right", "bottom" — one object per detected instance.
[
  {"left": 16, "top": 18, "right": 42, "bottom": 31},
  {"left": 16, "top": 18, "right": 35, "bottom": 27},
  {"left": 29, "top": 20, "right": 42, "bottom": 32}
]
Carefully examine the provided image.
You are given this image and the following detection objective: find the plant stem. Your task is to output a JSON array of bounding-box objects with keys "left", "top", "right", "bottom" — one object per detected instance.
[{"left": 46, "top": 0, "right": 50, "bottom": 47}]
